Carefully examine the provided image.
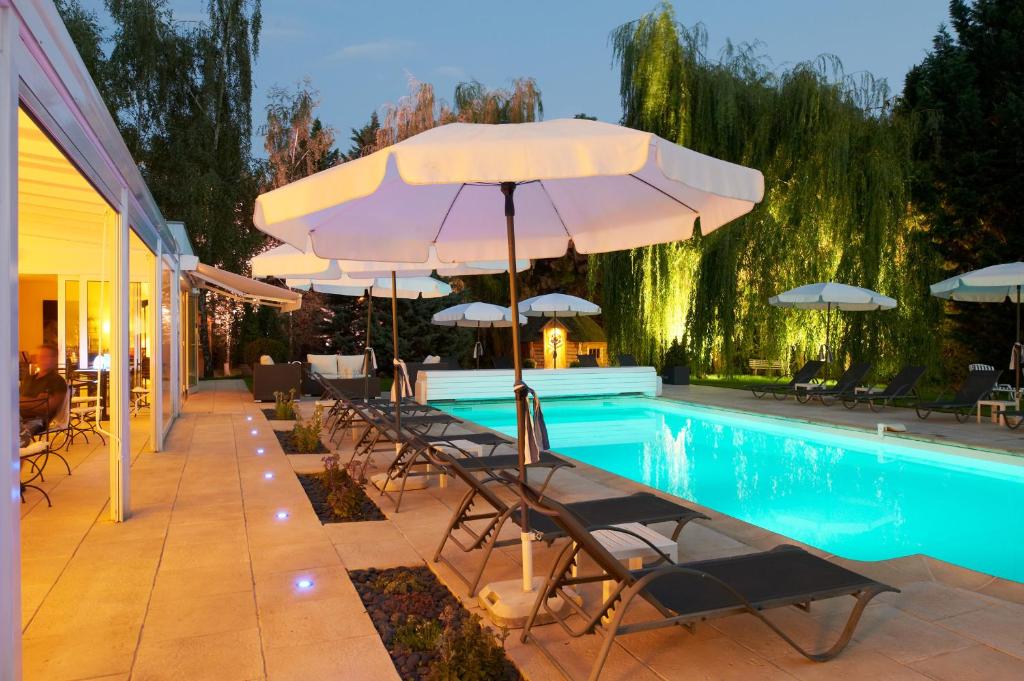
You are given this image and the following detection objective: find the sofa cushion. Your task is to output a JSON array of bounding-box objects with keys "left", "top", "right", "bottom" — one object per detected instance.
[
  {"left": 337, "top": 354, "right": 366, "bottom": 379},
  {"left": 259, "top": 355, "right": 275, "bottom": 365},
  {"left": 307, "top": 354, "right": 339, "bottom": 378},
  {"left": 423, "top": 355, "right": 441, "bottom": 364}
]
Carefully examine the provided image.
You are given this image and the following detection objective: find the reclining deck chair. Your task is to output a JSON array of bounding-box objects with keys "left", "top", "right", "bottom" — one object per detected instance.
[
  {"left": 431, "top": 455, "right": 708, "bottom": 597},
  {"left": 747, "top": 360, "right": 824, "bottom": 399},
  {"left": 516, "top": 483, "right": 897, "bottom": 681},
  {"left": 840, "top": 365, "right": 925, "bottom": 411},
  {"left": 378, "top": 430, "right": 574, "bottom": 512},
  {"left": 797, "top": 362, "right": 872, "bottom": 405},
  {"left": 915, "top": 369, "right": 1002, "bottom": 422}
]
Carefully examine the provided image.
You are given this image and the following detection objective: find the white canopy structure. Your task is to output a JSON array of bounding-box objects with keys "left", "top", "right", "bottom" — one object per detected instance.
[
  {"left": 287, "top": 275, "right": 450, "bottom": 299},
  {"left": 432, "top": 302, "right": 525, "bottom": 327},
  {"left": 769, "top": 282, "right": 897, "bottom": 311},
  {"left": 254, "top": 118, "right": 764, "bottom": 262},
  {"left": 251, "top": 241, "right": 527, "bottom": 280},
  {"left": 770, "top": 282, "right": 896, "bottom": 370},
  {"left": 518, "top": 293, "right": 601, "bottom": 317},
  {"left": 189, "top": 263, "right": 302, "bottom": 312},
  {"left": 252, "top": 117, "right": 764, "bottom": 618}
]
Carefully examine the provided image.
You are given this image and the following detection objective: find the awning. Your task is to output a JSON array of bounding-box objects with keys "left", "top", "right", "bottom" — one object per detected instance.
[{"left": 188, "top": 262, "right": 302, "bottom": 312}]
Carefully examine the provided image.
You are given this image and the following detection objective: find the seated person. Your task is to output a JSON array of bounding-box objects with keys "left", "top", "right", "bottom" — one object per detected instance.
[{"left": 20, "top": 343, "right": 67, "bottom": 438}]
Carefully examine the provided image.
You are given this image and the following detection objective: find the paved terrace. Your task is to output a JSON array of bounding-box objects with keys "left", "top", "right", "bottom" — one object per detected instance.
[{"left": 18, "top": 380, "right": 1024, "bottom": 681}]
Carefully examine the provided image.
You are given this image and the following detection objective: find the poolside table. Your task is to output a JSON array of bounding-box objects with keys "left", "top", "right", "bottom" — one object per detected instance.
[
  {"left": 575, "top": 522, "right": 678, "bottom": 601},
  {"left": 977, "top": 399, "right": 1018, "bottom": 425}
]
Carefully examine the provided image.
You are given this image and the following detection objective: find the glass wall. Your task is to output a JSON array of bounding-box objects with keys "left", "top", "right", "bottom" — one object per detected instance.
[{"left": 64, "top": 280, "right": 79, "bottom": 367}]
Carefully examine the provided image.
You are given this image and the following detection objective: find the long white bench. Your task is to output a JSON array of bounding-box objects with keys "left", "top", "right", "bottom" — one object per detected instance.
[{"left": 414, "top": 367, "right": 661, "bottom": 403}]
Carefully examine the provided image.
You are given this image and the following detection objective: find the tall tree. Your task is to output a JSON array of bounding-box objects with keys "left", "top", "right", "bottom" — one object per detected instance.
[
  {"left": 594, "top": 3, "right": 941, "bottom": 377},
  {"left": 901, "top": 0, "right": 1024, "bottom": 368},
  {"left": 57, "top": 0, "right": 265, "bottom": 374}
]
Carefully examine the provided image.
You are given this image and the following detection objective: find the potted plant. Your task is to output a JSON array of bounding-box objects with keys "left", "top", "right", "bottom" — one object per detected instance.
[{"left": 662, "top": 337, "right": 690, "bottom": 385}]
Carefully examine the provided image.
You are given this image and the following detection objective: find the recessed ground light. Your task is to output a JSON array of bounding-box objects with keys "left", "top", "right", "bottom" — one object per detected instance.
[
  {"left": 296, "top": 578, "right": 313, "bottom": 590},
  {"left": 275, "top": 511, "right": 289, "bottom": 520},
  {"left": 246, "top": 415, "right": 253, "bottom": 422},
  {"left": 264, "top": 472, "right": 274, "bottom": 479},
  {"left": 250, "top": 429, "right": 258, "bottom": 436},
  {"left": 256, "top": 448, "right": 265, "bottom": 455}
]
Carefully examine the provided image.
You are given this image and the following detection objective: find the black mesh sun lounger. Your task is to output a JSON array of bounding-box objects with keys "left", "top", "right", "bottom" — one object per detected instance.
[
  {"left": 515, "top": 484, "right": 897, "bottom": 681},
  {"left": 748, "top": 360, "right": 825, "bottom": 399},
  {"left": 915, "top": 369, "right": 1002, "bottom": 422},
  {"left": 796, "top": 362, "right": 872, "bottom": 405},
  {"left": 432, "top": 456, "right": 708, "bottom": 597},
  {"left": 840, "top": 365, "right": 925, "bottom": 411}
]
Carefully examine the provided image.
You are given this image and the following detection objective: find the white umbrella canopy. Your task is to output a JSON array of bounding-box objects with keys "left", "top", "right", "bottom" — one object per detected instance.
[
  {"left": 432, "top": 302, "right": 525, "bottom": 327},
  {"left": 253, "top": 117, "right": 765, "bottom": 610},
  {"left": 433, "top": 302, "right": 526, "bottom": 368},
  {"left": 288, "top": 275, "right": 451, "bottom": 299},
  {"left": 518, "top": 293, "right": 601, "bottom": 317},
  {"left": 770, "top": 282, "right": 896, "bottom": 371},
  {"left": 931, "top": 262, "right": 1024, "bottom": 303},
  {"left": 254, "top": 118, "right": 764, "bottom": 262},
  {"left": 769, "top": 282, "right": 897, "bottom": 311},
  {"left": 252, "top": 241, "right": 527, "bottom": 280}
]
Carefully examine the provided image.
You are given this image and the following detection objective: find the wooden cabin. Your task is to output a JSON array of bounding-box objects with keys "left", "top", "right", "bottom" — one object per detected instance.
[{"left": 522, "top": 317, "right": 608, "bottom": 368}]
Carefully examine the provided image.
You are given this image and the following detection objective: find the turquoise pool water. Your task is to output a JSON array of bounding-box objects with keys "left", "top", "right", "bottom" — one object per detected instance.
[{"left": 435, "top": 396, "right": 1024, "bottom": 582}]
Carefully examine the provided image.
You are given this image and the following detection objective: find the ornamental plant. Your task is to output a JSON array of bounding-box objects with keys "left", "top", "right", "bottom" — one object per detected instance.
[
  {"left": 272, "top": 388, "right": 297, "bottom": 420},
  {"left": 290, "top": 405, "right": 323, "bottom": 453}
]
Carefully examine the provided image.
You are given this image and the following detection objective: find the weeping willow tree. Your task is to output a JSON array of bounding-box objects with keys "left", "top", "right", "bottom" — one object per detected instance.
[{"left": 592, "top": 3, "right": 942, "bottom": 377}]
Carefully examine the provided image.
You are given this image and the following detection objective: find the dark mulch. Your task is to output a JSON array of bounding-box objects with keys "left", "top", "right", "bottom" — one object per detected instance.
[
  {"left": 297, "top": 472, "right": 385, "bottom": 522},
  {"left": 273, "top": 429, "right": 329, "bottom": 454},
  {"left": 351, "top": 566, "right": 521, "bottom": 681},
  {"left": 261, "top": 408, "right": 297, "bottom": 421}
]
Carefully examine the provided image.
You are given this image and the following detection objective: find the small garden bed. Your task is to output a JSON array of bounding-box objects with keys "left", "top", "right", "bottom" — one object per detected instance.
[
  {"left": 273, "top": 429, "right": 329, "bottom": 454},
  {"left": 297, "top": 471, "right": 385, "bottom": 522},
  {"left": 351, "top": 566, "right": 520, "bottom": 681},
  {"left": 261, "top": 408, "right": 298, "bottom": 421}
]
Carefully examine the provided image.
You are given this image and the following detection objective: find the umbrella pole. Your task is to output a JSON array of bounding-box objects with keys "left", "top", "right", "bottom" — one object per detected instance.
[
  {"left": 825, "top": 302, "right": 831, "bottom": 380},
  {"left": 502, "top": 182, "right": 533, "bottom": 593},
  {"left": 476, "top": 327, "right": 481, "bottom": 369},
  {"left": 1017, "top": 286, "right": 1021, "bottom": 406},
  {"left": 391, "top": 272, "right": 401, "bottom": 436},
  {"left": 364, "top": 287, "right": 372, "bottom": 402}
]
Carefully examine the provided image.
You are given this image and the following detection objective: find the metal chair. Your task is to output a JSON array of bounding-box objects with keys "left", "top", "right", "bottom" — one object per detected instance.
[{"left": 19, "top": 440, "right": 52, "bottom": 506}]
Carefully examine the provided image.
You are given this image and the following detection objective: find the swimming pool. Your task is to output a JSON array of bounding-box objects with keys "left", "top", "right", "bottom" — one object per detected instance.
[{"left": 435, "top": 396, "right": 1024, "bottom": 582}]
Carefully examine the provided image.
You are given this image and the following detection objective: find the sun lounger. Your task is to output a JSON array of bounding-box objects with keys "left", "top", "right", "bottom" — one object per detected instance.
[
  {"left": 796, "top": 362, "right": 872, "bottom": 405},
  {"left": 618, "top": 354, "right": 638, "bottom": 366},
  {"left": 430, "top": 455, "right": 708, "bottom": 596},
  {"left": 576, "top": 354, "right": 599, "bottom": 367},
  {"left": 515, "top": 483, "right": 897, "bottom": 681},
  {"left": 915, "top": 369, "right": 1002, "bottom": 421},
  {"left": 840, "top": 365, "right": 925, "bottom": 411},
  {"left": 748, "top": 360, "right": 825, "bottom": 399},
  {"left": 378, "top": 431, "right": 574, "bottom": 511}
]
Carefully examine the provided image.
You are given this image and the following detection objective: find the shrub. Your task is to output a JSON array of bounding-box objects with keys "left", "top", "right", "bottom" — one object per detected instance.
[
  {"left": 273, "top": 388, "right": 297, "bottom": 419},
  {"left": 290, "top": 405, "right": 323, "bottom": 453},
  {"left": 522, "top": 358, "right": 535, "bottom": 369},
  {"left": 244, "top": 337, "right": 287, "bottom": 368},
  {"left": 662, "top": 336, "right": 689, "bottom": 370},
  {"left": 375, "top": 571, "right": 428, "bottom": 595},
  {"left": 394, "top": 615, "right": 443, "bottom": 653},
  {"left": 429, "top": 607, "right": 515, "bottom": 681}
]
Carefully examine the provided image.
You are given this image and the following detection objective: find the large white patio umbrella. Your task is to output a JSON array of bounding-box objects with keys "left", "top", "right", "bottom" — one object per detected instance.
[
  {"left": 931, "top": 262, "right": 1024, "bottom": 399},
  {"left": 253, "top": 118, "right": 764, "bottom": 615},
  {"left": 432, "top": 302, "right": 526, "bottom": 368},
  {"left": 770, "top": 282, "right": 897, "bottom": 374},
  {"left": 519, "top": 293, "right": 601, "bottom": 367}
]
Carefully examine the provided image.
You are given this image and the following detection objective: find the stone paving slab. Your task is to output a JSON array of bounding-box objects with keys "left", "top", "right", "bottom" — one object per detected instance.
[{"left": 18, "top": 380, "right": 1024, "bottom": 680}]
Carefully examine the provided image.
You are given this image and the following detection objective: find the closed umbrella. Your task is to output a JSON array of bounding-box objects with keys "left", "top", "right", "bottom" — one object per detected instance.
[
  {"left": 432, "top": 302, "right": 527, "bottom": 368},
  {"left": 254, "top": 117, "right": 764, "bottom": 620},
  {"left": 931, "top": 262, "right": 1024, "bottom": 401},
  {"left": 518, "top": 293, "right": 601, "bottom": 368},
  {"left": 769, "top": 283, "right": 896, "bottom": 377}
]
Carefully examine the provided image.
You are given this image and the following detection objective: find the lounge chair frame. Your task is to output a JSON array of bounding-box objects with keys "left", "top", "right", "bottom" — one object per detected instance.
[
  {"left": 515, "top": 484, "right": 897, "bottom": 681},
  {"left": 914, "top": 369, "right": 1002, "bottom": 422},
  {"left": 748, "top": 360, "right": 825, "bottom": 400}
]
